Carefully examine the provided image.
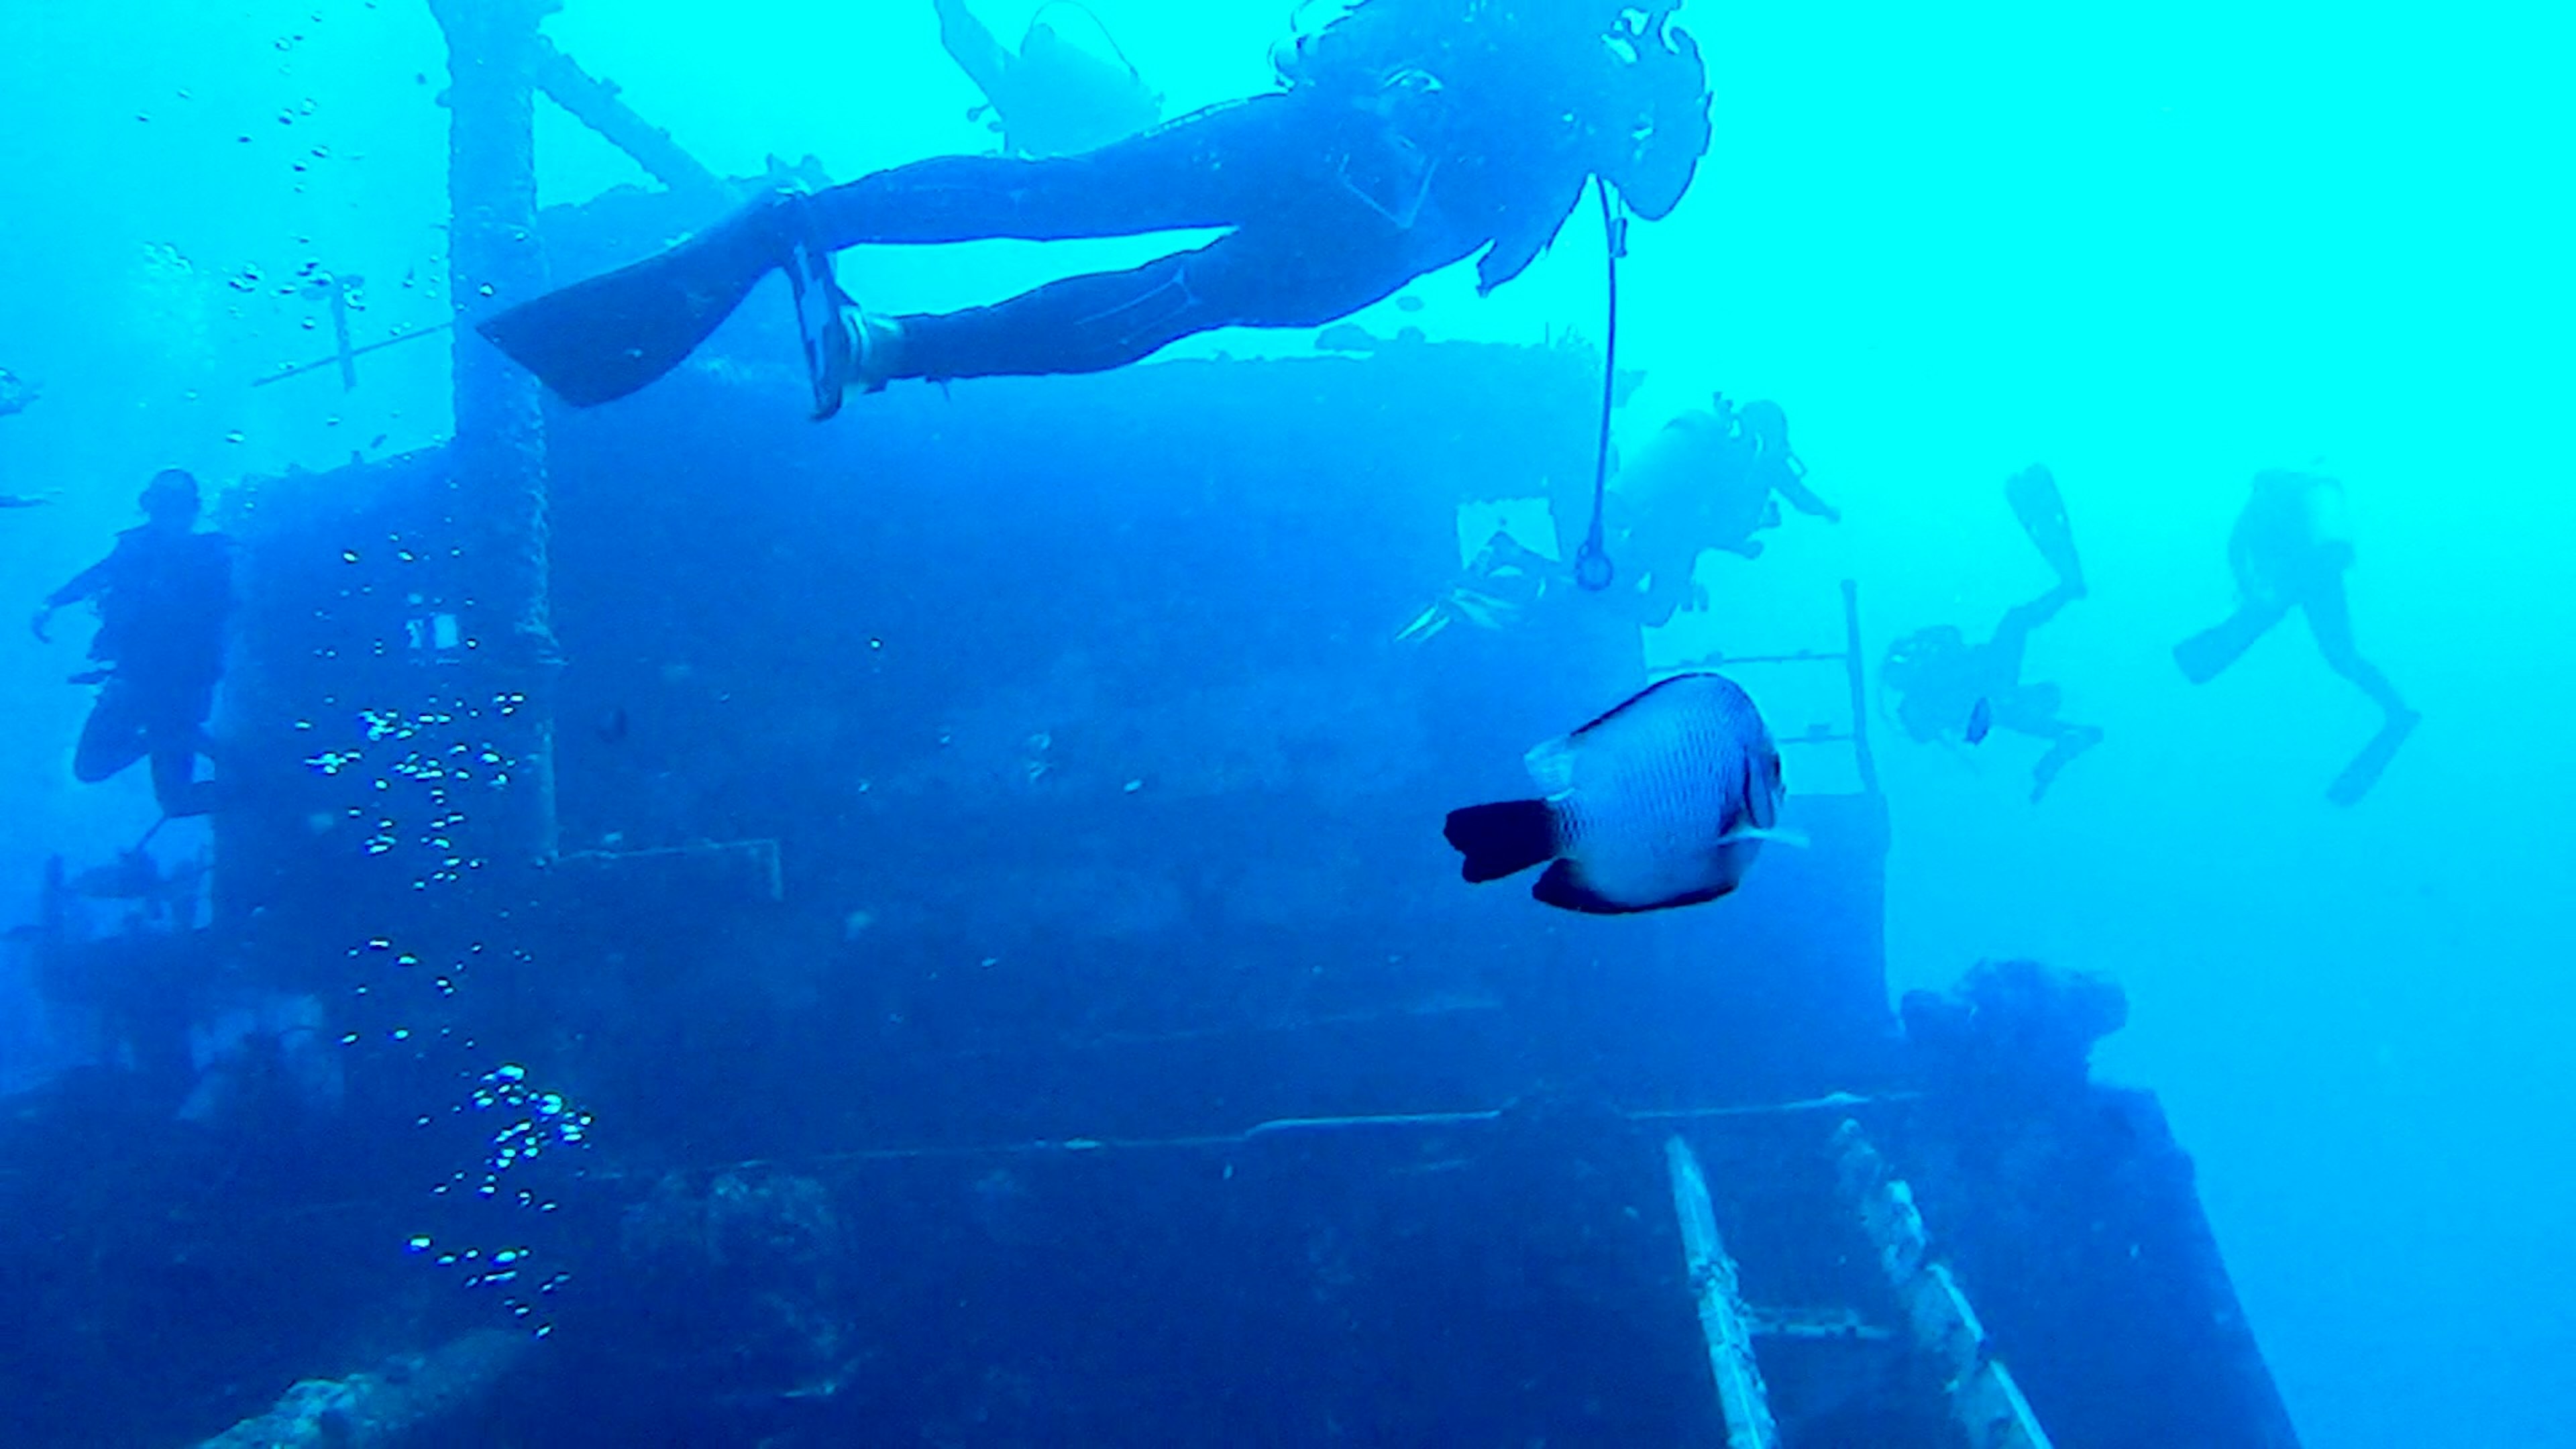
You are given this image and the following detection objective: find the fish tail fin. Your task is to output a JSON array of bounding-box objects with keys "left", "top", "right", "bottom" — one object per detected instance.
[{"left": 1444, "top": 800, "right": 1556, "bottom": 883}]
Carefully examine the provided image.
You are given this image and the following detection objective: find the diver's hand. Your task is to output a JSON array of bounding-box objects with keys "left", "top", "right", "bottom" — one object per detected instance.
[
  {"left": 1821, "top": 504, "right": 1844, "bottom": 525},
  {"left": 29, "top": 605, "right": 51, "bottom": 644}
]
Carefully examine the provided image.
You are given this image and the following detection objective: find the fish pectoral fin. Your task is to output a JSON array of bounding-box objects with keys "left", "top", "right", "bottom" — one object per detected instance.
[
  {"left": 1444, "top": 800, "right": 1556, "bottom": 883},
  {"left": 1719, "top": 826, "right": 1809, "bottom": 849},
  {"left": 1522, "top": 735, "right": 1578, "bottom": 796}
]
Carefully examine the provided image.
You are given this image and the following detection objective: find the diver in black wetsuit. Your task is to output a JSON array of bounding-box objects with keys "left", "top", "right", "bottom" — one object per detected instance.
[
  {"left": 480, "top": 0, "right": 1713, "bottom": 419},
  {"left": 935, "top": 0, "right": 1161, "bottom": 160},
  {"left": 30, "top": 470, "right": 233, "bottom": 819},
  {"left": 1882, "top": 466, "right": 2100, "bottom": 803},
  {"left": 2174, "top": 467, "right": 2417, "bottom": 804}
]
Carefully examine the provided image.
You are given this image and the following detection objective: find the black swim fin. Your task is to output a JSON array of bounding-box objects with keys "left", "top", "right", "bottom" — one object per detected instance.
[
  {"left": 1444, "top": 799, "right": 1556, "bottom": 883},
  {"left": 476, "top": 191, "right": 799, "bottom": 407},
  {"left": 2326, "top": 710, "right": 2420, "bottom": 807},
  {"left": 2173, "top": 609, "right": 2278, "bottom": 685},
  {"left": 2006, "top": 466, "right": 2084, "bottom": 594}
]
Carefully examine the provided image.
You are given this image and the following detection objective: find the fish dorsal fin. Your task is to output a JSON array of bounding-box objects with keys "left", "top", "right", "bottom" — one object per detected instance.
[
  {"left": 1524, "top": 734, "right": 1579, "bottom": 799},
  {"left": 1566, "top": 672, "right": 1717, "bottom": 740}
]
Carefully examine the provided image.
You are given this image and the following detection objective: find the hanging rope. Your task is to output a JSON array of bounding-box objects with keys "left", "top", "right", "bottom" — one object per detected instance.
[
  {"left": 1028, "top": 0, "right": 1148, "bottom": 83},
  {"left": 1574, "top": 181, "right": 1628, "bottom": 592}
]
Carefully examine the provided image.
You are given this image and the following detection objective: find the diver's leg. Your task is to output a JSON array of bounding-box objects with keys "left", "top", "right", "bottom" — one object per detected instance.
[
  {"left": 2025, "top": 718, "right": 2102, "bottom": 803},
  {"left": 143, "top": 684, "right": 218, "bottom": 817},
  {"left": 480, "top": 94, "right": 1329, "bottom": 406},
  {"left": 2300, "top": 578, "right": 2410, "bottom": 715},
  {"left": 72, "top": 686, "right": 150, "bottom": 785},
  {"left": 805, "top": 93, "right": 1321, "bottom": 246},
  {"left": 1985, "top": 584, "right": 2080, "bottom": 681},
  {"left": 147, "top": 739, "right": 210, "bottom": 818},
  {"left": 2173, "top": 601, "right": 2288, "bottom": 684},
  {"left": 885, "top": 219, "right": 1470, "bottom": 380}
]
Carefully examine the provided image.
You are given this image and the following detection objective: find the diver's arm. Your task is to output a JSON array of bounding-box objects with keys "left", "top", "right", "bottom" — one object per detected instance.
[
  {"left": 33, "top": 553, "right": 115, "bottom": 640},
  {"left": 933, "top": 0, "right": 1017, "bottom": 111},
  {"left": 1475, "top": 167, "right": 1589, "bottom": 296},
  {"left": 1774, "top": 469, "right": 1840, "bottom": 523}
]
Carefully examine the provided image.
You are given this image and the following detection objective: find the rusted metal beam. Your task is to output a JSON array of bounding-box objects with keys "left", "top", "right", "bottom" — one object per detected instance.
[
  {"left": 530, "top": 35, "right": 727, "bottom": 207},
  {"left": 430, "top": 0, "right": 561, "bottom": 868}
]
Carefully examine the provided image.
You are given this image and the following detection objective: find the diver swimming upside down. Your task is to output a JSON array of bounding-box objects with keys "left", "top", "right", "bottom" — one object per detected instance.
[
  {"left": 478, "top": 0, "right": 1713, "bottom": 419},
  {"left": 1882, "top": 466, "right": 2101, "bottom": 804}
]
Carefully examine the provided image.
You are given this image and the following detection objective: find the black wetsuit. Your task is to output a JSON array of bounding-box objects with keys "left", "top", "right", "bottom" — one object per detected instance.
[
  {"left": 812, "top": 85, "right": 1526, "bottom": 380},
  {"left": 46, "top": 525, "right": 232, "bottom": 815},
  {"left": 819, "top": 0, "right": 1679, "bottom": 383},
  {"left": 482, "top": 0, "right": 1706, "bottom": 402}
]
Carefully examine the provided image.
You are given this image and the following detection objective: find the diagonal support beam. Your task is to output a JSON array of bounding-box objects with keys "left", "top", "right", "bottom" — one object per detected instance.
[{"left": 1666, "top": 1134, "right": 1783, "bottom": 1449}]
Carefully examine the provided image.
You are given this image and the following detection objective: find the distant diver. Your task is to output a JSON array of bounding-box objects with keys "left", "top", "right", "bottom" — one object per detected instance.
[
  {"left": 935, "top": 0, "right": 1163, "bottom": 159},
  {"left": 2173, "top": 466, "right": 2418, "bottom": 805},
  {"left": 1591, "top": 394, "right": 1840, "bottom": 627},
  {"left": 1882, "top": 465, "right": 2100, "bottom": 803},
  {"left": 30, "top": 469, "right": 233, "bottom": 820},
  {"left": 1444, "top": 672, "right": 1791, "bottom": 915},
  {"left": 0, "top": 368, "right": 36, "bottom": 506},
  {"left": 479, "top": 0, "right": 1713, "bottom": 419}
]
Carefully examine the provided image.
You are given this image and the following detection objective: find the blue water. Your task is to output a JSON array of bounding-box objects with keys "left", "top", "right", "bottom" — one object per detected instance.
[{"left": 2, "top": 3, "right": 2569, "bottom": 1445}]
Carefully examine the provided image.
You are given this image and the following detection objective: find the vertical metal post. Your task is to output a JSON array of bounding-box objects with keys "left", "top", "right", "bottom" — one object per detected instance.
[
  {"left": 429, "top": 0, "right": 561, "bottom": 867},
  {"left": 1839, "top": 579, "right": 1879, "bottom": 796}
]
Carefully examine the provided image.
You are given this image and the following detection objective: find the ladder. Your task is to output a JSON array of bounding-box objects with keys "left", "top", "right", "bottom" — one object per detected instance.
[{"left": 1666, "top": 1120, "right": 2055, "bottom": 1449}]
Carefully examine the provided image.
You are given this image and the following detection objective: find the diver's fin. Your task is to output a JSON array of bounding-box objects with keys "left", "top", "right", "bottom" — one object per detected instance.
[
  {"left": 2172, "top": 610, "right": 2276, "bottom": 684},
  {"left": 2326, "top": 709, "right": 2420, "bottom": 806},
  {"left": 2006, "top": 466, "right": 2085, "bottom": 594},
  {"left": 1444, "top": 800, "right": 1556, "bottom": 883},
  {"left": 787, "top": 234, "right": 858, "bottom": 421},
  {"left": 476, "top": 191, "right": 797, "bottom": 408}
]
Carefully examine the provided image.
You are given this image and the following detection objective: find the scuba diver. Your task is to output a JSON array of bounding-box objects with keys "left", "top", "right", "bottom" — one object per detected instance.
[
  {"left": 1597, "top": 394, "right": 1839, "bottom": 627},
  {"left": 935, "top": 0, "right": 1163, "bottom": 159},
  {"left": 2174, "top": 466, "right": 2417, "bottom": 805},
  {"left": 0, "top": 366, "right": 42, "bottom": 508},
  {"left": 480, "top": 0, "right": 1713, "bottom": 420},
  {"left": 1882, "top": 465, "right": 2100, "bottom": 803},
  {"left": 30, "top": 469, "right": 233, "bottom": 820},
  {"left": 1402, "top": 395, "right": 1837, "bottom": 643}
]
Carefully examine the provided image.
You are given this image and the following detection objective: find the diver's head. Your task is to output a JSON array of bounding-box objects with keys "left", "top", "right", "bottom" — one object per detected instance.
[
  {"left": 140, "top": 468, "right": 201, "bottom": 526},
  {"left": 1599, "top": 8, "right": 1711, "bottom": 221},
  {"left": 1737, "top": 400, "right": 1789, "bottom": 450},
  {"left": 1882, "top": 626, "right": 1966, "bottom": 737}
]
